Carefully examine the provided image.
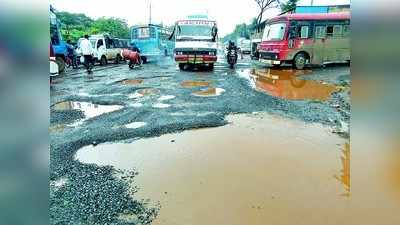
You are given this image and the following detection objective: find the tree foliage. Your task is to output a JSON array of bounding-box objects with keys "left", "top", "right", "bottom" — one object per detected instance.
[
  {"left": 254, "top": 0, "right": 280, "bottom": 32},
  {"left": 280, "top": 0, "right": 299, "bottom": 13},
  {"left": 56, "top": 11, "right": 130, "bottom": 42},
  {"left": 223, "top": 18, "right": 258, "bottom": 42}
]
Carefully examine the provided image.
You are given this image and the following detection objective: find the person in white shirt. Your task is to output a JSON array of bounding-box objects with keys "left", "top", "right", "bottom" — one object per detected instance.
[{"left": 80, "top": 35, "right": 93, "bottom": 73}]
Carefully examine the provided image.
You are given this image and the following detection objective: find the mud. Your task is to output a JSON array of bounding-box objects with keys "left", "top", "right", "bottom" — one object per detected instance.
[
  {"left": 75, "top": 113, "right": 386, "bottom": 225},
  {"left": 138, "top": 88, "right": 160, "bottom": 96},
  {"left": 120, "top": 79, "right": 144, "bottom": 85},
  {"left": 51, "top": 101, "right": 122, "bottom": 121},
  {"left": 50, "top": 58, "right": 353, "bottom": 224},
  {"left": 192, "top": 87, "right": 225, "bottom": 97},
  {"left": 181, "top": 80, "right": 211, "bottom": 88},
  {"left": 244, "top": 68, "right": 337, "bottom": 101}
]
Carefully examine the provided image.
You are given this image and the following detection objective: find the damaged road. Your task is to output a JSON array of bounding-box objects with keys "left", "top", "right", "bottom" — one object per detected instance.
[{"left": 50, "top": 56, "right": 351, "bottom": 224}]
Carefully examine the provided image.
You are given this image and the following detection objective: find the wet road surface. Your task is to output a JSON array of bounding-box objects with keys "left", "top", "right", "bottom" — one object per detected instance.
[{"left": 49, "top": 55, "right": 380, "bottom": 225}]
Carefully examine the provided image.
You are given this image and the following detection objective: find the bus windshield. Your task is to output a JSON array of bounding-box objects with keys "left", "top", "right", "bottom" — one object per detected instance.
[
  {"left": 132, "top": 27, "right": 156, "bottom": 40},
  {"left": 177, "top": 25, "right": 212, "bottom": 38},
  {"left": 262, "top": 23, "right": 287, "bottom": 41}
]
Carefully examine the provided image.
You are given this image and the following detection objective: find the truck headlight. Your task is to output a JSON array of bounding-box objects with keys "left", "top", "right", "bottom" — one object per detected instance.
[
  {"left": 176, "top": 51, "right": 183, "bottom": 55},
  {"left": 208, "top": 51, "right": 215, "bottom": 56}
]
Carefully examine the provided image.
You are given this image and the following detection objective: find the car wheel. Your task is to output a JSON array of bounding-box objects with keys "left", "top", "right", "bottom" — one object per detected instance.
[
  {"left": 293, "top": 53, "right": 307, "bottom": 70},
  {"left": 100, "top": 56, "right": 107, "bottom": 66},
  {"left": 178, "top": 63, "right": 185, "bottom": 70}
]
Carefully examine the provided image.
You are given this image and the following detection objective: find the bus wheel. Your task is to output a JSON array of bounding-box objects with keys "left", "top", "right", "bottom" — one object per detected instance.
[
  {"left": 100, "top": 56, "right": 107, "bottom": 66},
  {"left": 208, "top": 63, "right": 214, "bottom": 71},
  {"left": 293, "top": 53, "right": 307, "bottom": 70},
  {"left": 179, "top": 63, "right": 185, "bottom": 70},
  {"left": 56, "top": 56, "right": 65, "bottom": 73}
]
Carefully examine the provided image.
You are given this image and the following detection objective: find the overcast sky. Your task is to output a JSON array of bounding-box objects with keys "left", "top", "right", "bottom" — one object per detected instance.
[{"left": 50, "top": 0, "right": 350, "bottom": 36}]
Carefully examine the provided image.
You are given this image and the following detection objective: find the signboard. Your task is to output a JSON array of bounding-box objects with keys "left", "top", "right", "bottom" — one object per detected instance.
[{"left": 178, "top": 20, "right": 215, "bottom": 26}]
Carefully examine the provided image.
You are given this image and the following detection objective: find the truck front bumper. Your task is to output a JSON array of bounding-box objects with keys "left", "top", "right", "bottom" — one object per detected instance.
[
  {"left": 259, "top": 59, "right": 281, "bottom": 65},
  {"left": 175, "top": 55, "right": 217, "bottom": 64}
]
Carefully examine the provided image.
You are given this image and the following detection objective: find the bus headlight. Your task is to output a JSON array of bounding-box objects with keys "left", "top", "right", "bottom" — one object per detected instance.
[
  {"left": 208, "top": 51, "right": 215, "bottom": 56},
  {"left": 176, "top": 51, "right": 183, "bottom": 55}
]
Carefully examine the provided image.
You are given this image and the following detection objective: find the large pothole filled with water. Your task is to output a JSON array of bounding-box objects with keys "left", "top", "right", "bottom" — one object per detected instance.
[{"left": 74, "top": 113, "right": 400, "bottom": 225}]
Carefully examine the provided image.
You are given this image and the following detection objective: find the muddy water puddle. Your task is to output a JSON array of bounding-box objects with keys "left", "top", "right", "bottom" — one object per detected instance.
[
  {"left": 52, "top": 101, "right": 122, "bottom": 121},
  {"left": 241, "top": 68, "right": 337, "bottom": 101},
  {"left": 119, "top": 79, "right": 144, "bottom": 85},
  {"left": 192, "top": 87, "right": 225, "bottom": 97},
  {"left": 137, "top": 88, "right": 160, "bottom": 96},
  {"left": 181, "top": 80, "right": 211, "bottom": 88},
  {"left": 75, "top": 113, "right": 400, "bottom": 225}
]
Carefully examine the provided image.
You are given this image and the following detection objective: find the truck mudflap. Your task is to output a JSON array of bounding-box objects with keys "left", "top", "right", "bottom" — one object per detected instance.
[{"left": 175, "top": 55, "right": 217, "bottom": 64}]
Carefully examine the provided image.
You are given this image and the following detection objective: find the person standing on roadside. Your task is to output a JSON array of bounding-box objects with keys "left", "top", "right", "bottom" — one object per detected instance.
[
  {"left": 80, "top": 35, "right": 94, "bottom": 73},
  {"left": 66, "top": 40, "right": 78, "bottom": 69}
]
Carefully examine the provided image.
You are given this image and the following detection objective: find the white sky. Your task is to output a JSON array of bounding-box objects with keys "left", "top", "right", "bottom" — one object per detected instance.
[{"left": 49, "top": 0, "right": 350, "bottom": 36}]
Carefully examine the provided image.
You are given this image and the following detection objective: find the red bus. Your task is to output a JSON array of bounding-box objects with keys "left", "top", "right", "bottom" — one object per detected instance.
[{"left": 258, "top": 12, "right": 350, "bottom": 69}]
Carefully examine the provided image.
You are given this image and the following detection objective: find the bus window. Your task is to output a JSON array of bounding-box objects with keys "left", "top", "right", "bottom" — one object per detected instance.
[
  {"left": 315, "top": 26, "right": 326, "bottom": 39},
  {"left": 333, "top": 25, "right": 343, "bottom": 37},
  {"left": 326, "top": 25, "right": 334, "bottom": 37},
  {"left": 300, "top": 26, "right": 309, "bottom": 39},
  {"left": 343, "top": 25, "right": 350, "bottom": 37}
]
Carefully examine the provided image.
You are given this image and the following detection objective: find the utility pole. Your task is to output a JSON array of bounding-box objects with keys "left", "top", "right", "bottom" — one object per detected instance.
[
  {"left": 149, "top": 0, "right": 152, "bottom": 25},
  {"left": 311, "top": 0, "right": 314, "bottom": 6}
]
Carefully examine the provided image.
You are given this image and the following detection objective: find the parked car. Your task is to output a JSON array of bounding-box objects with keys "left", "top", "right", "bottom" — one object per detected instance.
[{"left": 77, "top": 34, "right": 123, "bottom": 66}]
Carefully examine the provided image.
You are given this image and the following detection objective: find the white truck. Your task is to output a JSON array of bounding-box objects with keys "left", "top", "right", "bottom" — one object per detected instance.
[
  {"left": 239, "top": 39, "right": 251, "bottom": 54},
  {"left": 171, "top": 15, "right": 218, "bottom": 70},
  {"left": 77, "top": 34, "right": 123, "bottom": 65}
]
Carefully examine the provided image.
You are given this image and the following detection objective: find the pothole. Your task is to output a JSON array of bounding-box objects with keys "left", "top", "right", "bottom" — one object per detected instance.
[
  {"left": 192, "top": 87, "right": 225, "bottom": 97},
  {"left": 181, "top": 81, "right": 211, "bottom": 88}
]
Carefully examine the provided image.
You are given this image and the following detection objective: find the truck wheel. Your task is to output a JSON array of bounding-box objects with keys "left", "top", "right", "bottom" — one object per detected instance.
[
  {"left": 115, "top": 54, "right": 122, "bottom": 64},
  {"left": 293, "top": 53, "right": 307, "bottom": 70},
  {"left": 208, "top": 63, "right": 214, "bottom": 71},
  {"left": 56, "top": 57, "right": 65, "bottom": 73},
  {"left": 179, "top": 63, "right": 185, "bottom": 70},
  {"left": 100, "top": 56, "right": 107, "bottom": 66}
]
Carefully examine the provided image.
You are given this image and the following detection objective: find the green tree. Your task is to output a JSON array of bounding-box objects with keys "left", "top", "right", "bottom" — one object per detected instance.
[
  {"left": 254, "top": 0, "right": 280, "bottom": 32},
  {"left": 55, "top": 12, "right": 130, "bottom": 42},
  {"left": 280, "top": 0, "right": 299, "bottom": 13},
  {"left": 91, "top": 17, "right": 130, "bottom": 39}
]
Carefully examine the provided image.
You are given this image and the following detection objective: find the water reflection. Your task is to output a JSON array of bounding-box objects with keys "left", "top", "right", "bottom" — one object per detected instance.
[
  {"left": 52, "top": 101, "right": 123, "bottom": 120},
  {"left": 244, "top": 68, "right": 337, "bottom": 101},
  {"left": 335, "top": 142, "right": 351, "bottom": 197}
]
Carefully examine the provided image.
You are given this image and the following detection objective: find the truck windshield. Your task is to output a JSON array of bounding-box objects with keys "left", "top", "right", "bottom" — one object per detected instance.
[
  {"left": 177, "top": 25, "right": 212, "bottom": 38},
  {"left": 262, "top": 23, "right": 287, "bottom": 41}
]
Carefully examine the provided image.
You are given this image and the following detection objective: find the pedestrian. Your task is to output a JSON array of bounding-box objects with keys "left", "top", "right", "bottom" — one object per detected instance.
[
  {"left": 66, "top": 40, "right": 78, "bottom": 69},
  {"left": 80, "top": 34, "right": 94, "bottom": 73}
]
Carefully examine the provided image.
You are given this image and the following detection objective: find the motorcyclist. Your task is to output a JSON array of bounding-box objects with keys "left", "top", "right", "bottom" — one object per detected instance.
[
  {"left": 129, "top": 42, "right": 141, "bottom": 64},
  {"left": 226, "top": 40, "right": 238, "bottom": 52},
  {"left": 226, "top": 40, "right": 238, "bottom": 68}
]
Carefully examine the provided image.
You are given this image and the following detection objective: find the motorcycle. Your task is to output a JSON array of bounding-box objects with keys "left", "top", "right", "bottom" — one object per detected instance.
[{"left": 227, "top": 48, "right": 238, "bottom": 69}]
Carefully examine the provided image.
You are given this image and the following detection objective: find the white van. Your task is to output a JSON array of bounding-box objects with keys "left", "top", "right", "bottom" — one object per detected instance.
[{"left": 78, "top": 34, "right": 123, "bottom": 65}]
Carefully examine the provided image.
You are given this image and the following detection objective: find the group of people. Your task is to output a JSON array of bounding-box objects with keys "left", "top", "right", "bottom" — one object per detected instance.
[{"left": 66, "top": 34, "right": 142, "bottom": 73}]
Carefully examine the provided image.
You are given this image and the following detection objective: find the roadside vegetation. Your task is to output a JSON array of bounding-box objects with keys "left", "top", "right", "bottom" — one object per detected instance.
[{"left": 56, "top": 11, "right": 130, "bottom": 42}]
